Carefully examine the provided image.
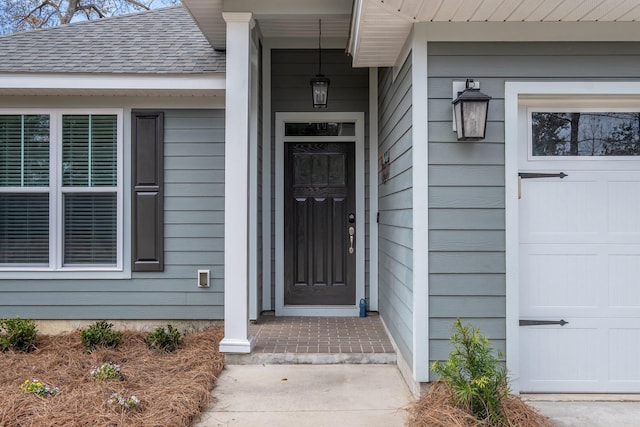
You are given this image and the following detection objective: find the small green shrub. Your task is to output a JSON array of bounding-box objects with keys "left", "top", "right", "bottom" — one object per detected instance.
[
  {"left": 431, "top": 319, "right": 509, "bottom": 426},
  {"left": 144, "top": 324, "right": 183, "bottom": 352},
  {"left": 80, "top": 321, "right": 122, "bottom": 353},
  {"left": 0, "top": 317, "right": 38, "bottom": 352}
]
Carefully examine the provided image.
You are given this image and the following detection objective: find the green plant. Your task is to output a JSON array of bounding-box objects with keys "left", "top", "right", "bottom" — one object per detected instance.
[
  {"left": 21, "top": 379, "right": 59, "bottom": 398},
  {"left": 144, "top": 324, "right": 183, "bottom": 352},
  {"left": 431, "top": 319, "right": 509, "bottom": 426},
  {"left": 90, "top": 362, "right": 123, "bottom": 380},
  {"left": 80, "top": 321, "right": 122, "bottom": 353},
  {"left": 0, "top": 317, "right": 38, "bottom": 352}
]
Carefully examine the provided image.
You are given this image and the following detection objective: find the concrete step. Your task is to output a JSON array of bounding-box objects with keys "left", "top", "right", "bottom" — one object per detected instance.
[{"left": 226, "top": 352, "right": 396, "bottom": 365}]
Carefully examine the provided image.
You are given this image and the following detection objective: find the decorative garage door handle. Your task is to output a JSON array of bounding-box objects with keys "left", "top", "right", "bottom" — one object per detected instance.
[
  {"left": 518, "top": 172, "right": 568, "bottom": 179},
  {"left": 519, "top": 319, "right": 569, "bottom": 326},
  {"left": 518, "top": 172, "right": 568, "bottom": 198}
]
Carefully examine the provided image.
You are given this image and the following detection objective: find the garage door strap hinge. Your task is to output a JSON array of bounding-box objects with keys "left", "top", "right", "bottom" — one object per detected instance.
[
  {"left": 518, "top": 172, "right": 568, "bottom": 179},
  {"left": 519, "top": 319, "right": 569, "bottom": 326},
  {"left": 518, "top": 172, "right": 568, "bottom": 198}
]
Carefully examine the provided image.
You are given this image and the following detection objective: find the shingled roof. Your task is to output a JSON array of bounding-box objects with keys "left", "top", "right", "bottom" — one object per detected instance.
[{"left": 0, "top": 6, "right": 224, "bottom": 74}]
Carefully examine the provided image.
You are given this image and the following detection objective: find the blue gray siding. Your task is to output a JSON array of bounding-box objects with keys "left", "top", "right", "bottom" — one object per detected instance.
[
  {"left": 0, "top": 109, "right": 225, "bottom": 320},
  {"left": 378, "top": 54, "right": 413, "bottom": 369},
  {"left": 270, "top": 49, "right": 370, "bottom": 309},
  {"left": 427, "top": 42, "right": 640, "bottom": 367}
]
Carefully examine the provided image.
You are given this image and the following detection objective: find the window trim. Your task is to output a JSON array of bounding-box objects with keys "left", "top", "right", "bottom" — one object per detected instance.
[{"left": 0, "top": 109, "right": 125, "bottom": 277}]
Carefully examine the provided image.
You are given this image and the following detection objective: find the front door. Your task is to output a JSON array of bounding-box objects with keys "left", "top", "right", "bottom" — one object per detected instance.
[{"left": 284, "top": 141, "right": 356, "bottom": 305}]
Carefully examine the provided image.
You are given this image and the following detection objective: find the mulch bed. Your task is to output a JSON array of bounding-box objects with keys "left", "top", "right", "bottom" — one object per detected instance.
[
  {"left": 0, "top": 327, "right": 224, "bottom": 426},
  {"left": 407, "top": 381, "right": 553, "bottom": 427}
]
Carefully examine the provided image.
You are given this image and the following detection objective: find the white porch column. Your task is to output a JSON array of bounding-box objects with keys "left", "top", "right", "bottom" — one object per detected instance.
[
  {"left": 219, "top": 11, "right": 255, "bottom": 353},
  {"left": 411, "top": 23, "right": 429, "bottom": 382}
]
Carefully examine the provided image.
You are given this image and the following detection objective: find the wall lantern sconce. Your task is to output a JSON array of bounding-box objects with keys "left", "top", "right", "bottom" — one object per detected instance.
[
  {"left": 452, "top": 79, "right": 491, "bottom": 141},
  {"left": 310, "top": 19, "right": 330, "bottom": 108}
]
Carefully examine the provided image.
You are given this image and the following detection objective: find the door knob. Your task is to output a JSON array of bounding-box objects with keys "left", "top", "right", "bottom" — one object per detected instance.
[{"left": 348, "top": 226, "right": 355, "bottom": 254}]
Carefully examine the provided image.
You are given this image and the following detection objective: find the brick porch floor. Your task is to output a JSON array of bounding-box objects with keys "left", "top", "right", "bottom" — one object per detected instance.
[{"left": 249, "top": 313, "right": 395, "bottom": 354}]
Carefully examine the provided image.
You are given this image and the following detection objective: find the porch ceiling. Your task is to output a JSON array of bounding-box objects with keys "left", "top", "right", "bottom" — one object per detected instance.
[
  {"left": 349, "top": 0, "right": 640, "bottom": 67},
  {"left": 181, "top": 0, "right": 640, "bottom": 68},
  {"left": 182, "top": 0, "right": 352, "bottom": 50}
]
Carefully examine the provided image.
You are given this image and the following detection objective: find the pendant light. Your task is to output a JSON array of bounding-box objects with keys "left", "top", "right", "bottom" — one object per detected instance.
[{"left": 310, "top": 19, "right": 330, "bottom": 108}]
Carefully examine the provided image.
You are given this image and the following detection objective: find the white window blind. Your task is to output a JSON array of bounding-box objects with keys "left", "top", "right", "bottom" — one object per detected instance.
[{"left": 0, "top": 194, "right": 49, "bottom": 264}]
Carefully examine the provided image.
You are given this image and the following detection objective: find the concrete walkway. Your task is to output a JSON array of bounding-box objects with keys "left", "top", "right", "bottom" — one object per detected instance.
[
  {"left": 193, "top": 365, "right": 412, "bottom": 427},
  {"left": 525, "top": 396, "right": 640, "bottom": 427}
]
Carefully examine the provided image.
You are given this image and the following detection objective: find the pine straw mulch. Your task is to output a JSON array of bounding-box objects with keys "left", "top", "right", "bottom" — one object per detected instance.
[
  {"left": 0, "top": 327, "right": 224, "bottom": 427},
  {"left": 407, "top": 381, "right": 554, "bottom": 427}
]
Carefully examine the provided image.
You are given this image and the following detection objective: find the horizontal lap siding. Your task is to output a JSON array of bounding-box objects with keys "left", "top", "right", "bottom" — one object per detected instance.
[
  {"left": 427, "top": 41, "right": 640, "bottom": 371},
  {"left": 0, "top": 109, "right": 225, "bottom": 320},
  {"left": 378, "top": 54, "right": 413, "bottom": 369}
]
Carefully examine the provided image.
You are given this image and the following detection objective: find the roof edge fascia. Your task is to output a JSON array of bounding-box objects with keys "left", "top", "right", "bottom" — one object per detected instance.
[
  {"left": 346, "top": 0, "right": 362, "bottom": 57},
  {"left": 0, "top": 73, "right": 225, "bottom": 91}
]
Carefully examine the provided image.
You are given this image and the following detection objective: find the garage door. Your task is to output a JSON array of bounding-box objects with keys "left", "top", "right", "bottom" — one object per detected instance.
[{"left": 519, "top": 110, "right": 640, "bottom": 393}]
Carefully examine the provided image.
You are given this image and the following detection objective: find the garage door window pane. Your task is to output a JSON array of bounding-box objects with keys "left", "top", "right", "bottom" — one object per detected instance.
[{"left": 532, "top": 112, "right": 640, "bottom": 156}]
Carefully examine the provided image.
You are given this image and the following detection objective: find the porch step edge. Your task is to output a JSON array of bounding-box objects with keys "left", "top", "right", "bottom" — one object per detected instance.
[{"left": 225, "top": 352, "right": 397, "bottom": 365}]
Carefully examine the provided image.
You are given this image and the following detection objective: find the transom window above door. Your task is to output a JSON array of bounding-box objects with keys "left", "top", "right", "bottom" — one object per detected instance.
[
  {"left": 530, "top": 110, "right": 640, "bottom": 157},
  {"left": 0, "top": 110, "right": 122, "bottom": 272},
  {"left": 285, "top": 122, "right": 355, "bottom": 137}
]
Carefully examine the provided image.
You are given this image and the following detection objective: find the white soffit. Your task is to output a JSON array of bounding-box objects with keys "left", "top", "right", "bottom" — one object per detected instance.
[
  {"left": 183, "top": 0, "right": 353, "bottom": 48},
  {"left": 182, "top": 0, "right": 226, "bottom": 50},
  {"left": 258, "top": 16, "right": 351, "bottom": 39},
  {"left": 351, "top": 0, "right": 640, "bottom": 67}
]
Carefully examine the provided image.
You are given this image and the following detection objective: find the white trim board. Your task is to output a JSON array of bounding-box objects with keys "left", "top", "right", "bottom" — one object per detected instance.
[
  {"left": 0, "top": 73, "right": 225, "bottom": 91},
  {"left": 261, "top": 43, "right": 273, "bottom": 312},
  {"left": 503, "top": 81, "right": 640, "bottom": 393},
  {"left": 368, "top": 67, "right": 379, "bottom": 311},
  {"left": 248, "top": 35, "right": 260, "bottom": 321},
  {"left": 275, "top": 112, "right": 365, "bottom": 316}
]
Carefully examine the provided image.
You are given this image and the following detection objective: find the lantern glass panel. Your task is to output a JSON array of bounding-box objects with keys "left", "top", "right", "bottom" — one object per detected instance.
[
  {"left": 462, "top": 101, "right": 488, "bottom": 139},
  {"left": 312, "top": 81, "right": 329, "bottom": 108}
]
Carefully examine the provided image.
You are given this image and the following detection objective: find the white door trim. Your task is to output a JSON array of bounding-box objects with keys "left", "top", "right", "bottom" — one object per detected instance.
[
  {"left": 504, "top": 81, "right": 640, "bottom": 392},
  {"left": 275, "top": 112, "right": 365, "bottom": 316},
  {"left": 368, "top": 68, "right": 379, "bottom": 312}
]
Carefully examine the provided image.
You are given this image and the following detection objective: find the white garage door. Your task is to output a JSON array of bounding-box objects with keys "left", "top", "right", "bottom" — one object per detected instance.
[{"left": 519, "top": 110, "right": 640, "bottom": 393}]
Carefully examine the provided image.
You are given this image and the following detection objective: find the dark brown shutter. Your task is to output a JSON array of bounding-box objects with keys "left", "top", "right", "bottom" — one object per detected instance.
[{"left": 132, "top": 111, "right": 164, "bottom": 272}]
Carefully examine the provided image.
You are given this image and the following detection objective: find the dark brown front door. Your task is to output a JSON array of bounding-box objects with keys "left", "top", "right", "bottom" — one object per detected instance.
[{"left": 284, "top": 142, "right": 356, "bottom": 305}]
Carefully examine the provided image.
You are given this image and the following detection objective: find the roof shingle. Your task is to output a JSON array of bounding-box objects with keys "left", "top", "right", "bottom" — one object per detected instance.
[{"left": 0, "top": 6, "right": 224, "bottom": 74}]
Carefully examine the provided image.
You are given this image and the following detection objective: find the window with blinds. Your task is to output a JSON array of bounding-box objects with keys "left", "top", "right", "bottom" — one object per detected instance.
[
  {"left": 0, "top": 111, "right": 121, "bottom": 270},
  {"left": 0, "top": 115, "right": 50, "bottom": 265}
]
